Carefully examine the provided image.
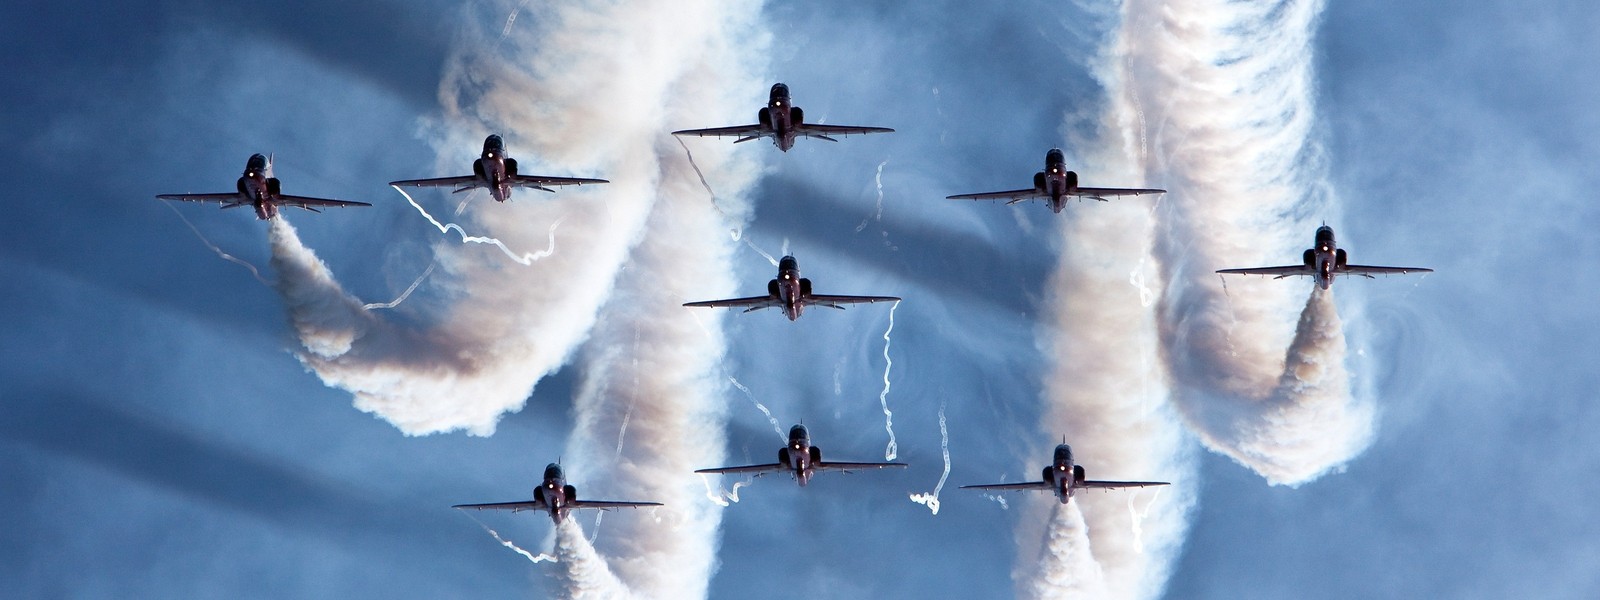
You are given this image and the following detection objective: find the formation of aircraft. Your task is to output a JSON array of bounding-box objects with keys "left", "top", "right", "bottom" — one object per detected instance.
[
  {"left": 452, "top": 463, "right": 661, "bottom": 524},
  {"left": 156, "top": 154, "right": 370, "bottom": 220},
  {"left": 390, "top": 134, "right": 609, "bottom": 203},
  {"left": 961, "top": 443, "right": 1168, "bottom": 504},
  {"left": 947, "top": 148, "right": 1165, "bottom": 214},
  {"left": 695, "top": 424, "right": 906, "bottom": 487},
  {"left": 672, "top": 83, "right": 894, "bottom": 152},
  {"left": 683, "top": 255, "right": 899, "bottom": 321},
  {"left": 1216, "top": 225, "right": 1433, "bottom": 290},
  {"left": 154, "top": 82, "right": 1434, "bottom": 547}
]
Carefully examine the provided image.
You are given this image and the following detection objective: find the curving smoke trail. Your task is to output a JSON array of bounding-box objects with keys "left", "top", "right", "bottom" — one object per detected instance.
[
  {"left": 266, "top": 0, "right": 769, "bottom": 439},
  {"left": 1185, "top": 287, "right": 1369, "bottom": 483},
  {"left": 1120, "top": 0, "right": 1370, "bottom": 485}
]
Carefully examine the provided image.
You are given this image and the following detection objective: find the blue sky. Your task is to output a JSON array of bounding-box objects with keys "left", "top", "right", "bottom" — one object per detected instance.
[{"left": 4, "top": 0, "right": 1598, "bottom": 598}]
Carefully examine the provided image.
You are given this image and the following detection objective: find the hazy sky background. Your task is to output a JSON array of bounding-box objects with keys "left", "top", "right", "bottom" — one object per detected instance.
[{"left": 4, "top": 0, "right": 1598, "bottom": 598}]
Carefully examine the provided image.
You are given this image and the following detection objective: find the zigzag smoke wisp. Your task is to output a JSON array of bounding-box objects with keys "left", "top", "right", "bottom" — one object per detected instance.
[{"left": 1124, "top": 0, "right": 1371, "bottom": 485}]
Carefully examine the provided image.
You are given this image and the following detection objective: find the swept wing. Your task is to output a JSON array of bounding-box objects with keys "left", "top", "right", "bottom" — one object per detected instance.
[
  {"left": 694, "top": 463, "right": 789, "bottom": 477},
  {"left": 1078, "top": 480, "right": 1169, "bottom": 490},
  {"left": 452, "top": 500, "right": 548, "bottom": 513},
  {"left": 807, "top": 294, "right": 900, "bottom": 309},
  {"left": 960, "top": 481, "right": 1052, "bottom": 492},
  {"left": 813, "top": 461, "right": 907, "bottom": 473},
  {"left": 1342, "top": 264, "right": 1433, "bottom": 277},
  {"left": 683, "top": 296, "right": 783, "bottom": 312},
  {"left": 1216, "top": 265, "right": 1314, "bottom": 279}
]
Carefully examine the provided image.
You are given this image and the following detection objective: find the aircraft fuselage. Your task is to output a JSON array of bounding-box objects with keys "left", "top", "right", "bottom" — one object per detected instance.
[
  {"left": 780, "top": 425, "right": 820, "bottom": 486},
  {"left": 759, "top": 83, "right": 798, "bottom": 151},
  {"left": 1047, "top": 444, "right": 1081, "bottom": 503},
  {"left": 772, "top": 255, "right": 807, "bottom": 321},
  {"left": 233, "top": 154, "right": 280, "bottom": 220},
  {"left": 472, "top": 135, "right": 514, "bottom": 202},
  {"left": 1307, "top": 226, "right": 1345, "bottom": 290},
  {"left": 533, "top": 463, "right": 578, "bottom": 523},
  {"left": 1035, "top": 149, "right": 1081, "bottom": 214}
]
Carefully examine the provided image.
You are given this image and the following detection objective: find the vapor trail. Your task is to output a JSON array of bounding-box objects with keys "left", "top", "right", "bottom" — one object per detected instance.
[
  {"left": 728, "top": 376, "right": 786, "bottom": 441},
  {"left": 908, "top": 402, "right": 951, "bottom": 515},
  {"left": 460, "top": 511, "right": 557, "bottom": 564},
  {"left": 393, "top": 185, "right": 564, "bottom": 265},
  {"left": 1121, "top": 0, "right": 1369, "bottom": 485},
  {"left": 876, "top": 300, "right": 902, "bottom": 461},
  {"left": 1024, "top": 502, "right": 1110, "bottom": 600},
  {"left": 363, "top": 260, "right": 437, "bottom": 310},
  {"left": 855, "top": 159, "right": 889, "bottom": 232},
  {"left": 553, "top": 519, "right": 632, "bottom": 600},
  {"left": 163, "top": 201, "right": 271, "bottom": 286}
]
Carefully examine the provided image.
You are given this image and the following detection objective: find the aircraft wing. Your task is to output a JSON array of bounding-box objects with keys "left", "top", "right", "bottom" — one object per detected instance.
[
  {"left": 389, "top": 175, "right": 480, "bottom": 189},
  {"left": 566, "top": 500, "right": 663, "bottom": 510},
  {"left": 683, "top": 296, "right": 782, "bottom": 312},
  {"left": 814, "top": 461, "right": 907, "bottom": 473},
  {"left": 807, "top": 294, "right": 901, "bottom": 309},
  {"left": 1070, "top": 186, "right": 1166, "bottom": 199},
  {"left": 1215, "top": 265, "right": 1313, "bottom": 279},
  {"left": 157, "top": 193, "right": 246, "bottom": 205},
  {"left": 694, "top": 463, "right": 788, "bottom": 477},
  {"left": 794, "top": 124, "right": 895, "bottom": 140},
  {"left": 946, "top": 189, "right": 1047, "bottom": 204},
  {"left": 1078, "top": 480, "right": 1169, "bottom": 490},
  {"left": 672, "top": 124, "right": 771, "bottom": 141},
  {"left": 960, "top": 481, "right": 1052, "bottom": 492},
  {"left": 1341, "top": 265, "right": 1433, "bottom": 277},
  {"left": 277, "top": 195, "right": 372, "bottom": 210},
  {"left": 452, "top": 500, "right": 549, "bottom": 513},
  {"left": 508, "top": 174, "right": 609, "bottom": 189}
]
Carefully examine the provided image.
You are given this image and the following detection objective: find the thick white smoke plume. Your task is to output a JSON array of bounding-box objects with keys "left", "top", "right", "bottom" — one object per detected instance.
[
  {"left": 1123, "top": 0, "right": 1372, "bottom": 484},
  {"left": 1021, "top": 0, "right": 1366, "bottom": 596},
  {"left": 553, "top": 519, "right": 632, "bottom": 600},
  {"left": 268, "top": 0, "right": 765, "bottom": 436},
  {"left": 1025, "top": 502, "right": 1110, "bottom": 600}
]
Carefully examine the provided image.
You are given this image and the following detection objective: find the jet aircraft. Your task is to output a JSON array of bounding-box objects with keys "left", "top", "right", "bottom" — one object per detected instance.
[
  {"left": 682, "top": 255, "right": 899, "bottom": 321},
  {"left": 1216, "top": 225, "right": 1433, "bottom": 290},
  {"left": 389, "top": 134, "right": 608, "bottom": 203},
  {"left": 695, "top": 424, "right": 905, "bottom": 487},
  {"left": 672, "top": 83, "right": 893, "bottom": 152},
  {"left": 452, "top": 463, "right": 661, "bottom": 524},
  {"left": 157, "top": 154, "right": 370, "bottom": 220},
  {"left": 946, "top": 148, "right": 1165, "bottom": 213},
  {"left": 961, "top": 442, "right": 1167, "bottom": 504}
]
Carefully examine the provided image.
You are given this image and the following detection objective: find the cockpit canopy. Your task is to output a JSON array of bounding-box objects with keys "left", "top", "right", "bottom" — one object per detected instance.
[
  {"left": 769, "top": 83, "right": 790, "bottom": 99},
  {"left": 778, "top": 255, "right": 799, "bottom": 271},
  {"left": 1045, "top": 148, "right": 1065, "bottom": 165},
  {"left": 543, "top": 463, "right": 564, "bottom": 481},
  {"left": 788, "top": 424, "right": 809, "bottom": 442},
  {"left": 484, "top": 134, "right": 506, "bottom": 153},
  {"left": 1053, "top": 444, "right": 1073, "bottom": 464},
  {"left": 1315, "top": 226, "right": 1335, "bottom": 245},
  {"left": 246, "top": 154, "right": 268, "bottom": 173}
]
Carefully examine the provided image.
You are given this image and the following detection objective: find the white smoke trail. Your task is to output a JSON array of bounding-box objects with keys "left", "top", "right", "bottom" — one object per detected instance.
[
  {"left": 1184, "top": 287, "right": 1370, "bottom": 484},
  {"left": 553, "top": 519, "right": 633, "bottom": 600},
  {"left": 699, "top": 473, "right": 752, "bottom": 507},
  {"left": 267, "top": 0, "right": 768, "bottom": 438},
  {"left": 728, "top": 376, "right": 786, "bottom": 441},
  {"left": 1122, "top": 0, "right": 1369, "bottom": 485},
  {"left": 363, "top": 260, "right": 437, "bottom": 310},
  {"left": 1024, "top": 502, "right": 1110, "bottom": 600},
  {"left": 1019, "top": 1, "right": 1196, "bottom": 597},
  {"left": 854, "top": 159, "right": 889, "bottom": 232},
  {"left": 907, "top": 402, "right": 951, "bottom": 515},
  {"left": 549, "top": 3, "right": 768, "bottom": 597},
  {"left": 459, "top": 511, "right": 558, "bottom": 564},
  {"left": 876, "top": 299, "right": 902, "bottom": 461},
  {"left": 393, "top": 185, "right": 564, "bottom": 266},
  {"left": 162, "top": 201, "right": 271, "bottom": 286}
]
